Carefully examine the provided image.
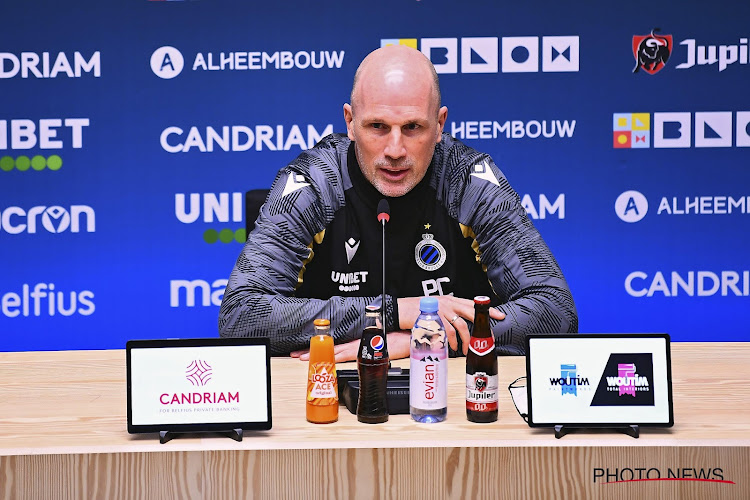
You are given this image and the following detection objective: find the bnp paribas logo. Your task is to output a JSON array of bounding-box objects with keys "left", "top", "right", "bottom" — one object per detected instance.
[
  {"left": 175, "top": 192, "right": 246, "bottom": 244},
  {"left": 0, "top": 118, "right": 90, "bottom": 173}
]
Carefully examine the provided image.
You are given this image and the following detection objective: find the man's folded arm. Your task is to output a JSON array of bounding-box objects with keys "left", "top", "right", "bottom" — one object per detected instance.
[{"left": 457, "top": 154, "right": 579, "bottom": 355}]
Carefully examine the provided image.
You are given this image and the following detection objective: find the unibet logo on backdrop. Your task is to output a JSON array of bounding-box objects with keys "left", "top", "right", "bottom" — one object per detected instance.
[
  {"left": 0, "top": 51, "right": 100, "bottom": 79},
  {"left": 0, "top": 118, "right": 89, "bottom": 172},
  {"left": 176, "top": 193, "right": 245, "bottom": 244},
  {"left": 615, "top": 190, "right": 749, "bottom": 222},
  {"left": 613, "top": 112, "right": 750, "bottom": 148},
  {"left": 381, "top": 36, "right": 578, "bottom": 74},
  {"left": 0, "top": 205, "right": 95, "bottom": 234},
  {"left": 150, "top": 46, "right": 345, "bottom": 79}
]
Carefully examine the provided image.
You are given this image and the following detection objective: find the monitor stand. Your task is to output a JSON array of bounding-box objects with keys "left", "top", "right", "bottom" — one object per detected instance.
[
  {"left": 159, "top": 428, "right": 243, "bottom": 444},
  {"left": 554, "top": 424, "right": 639, "bottom": 439}
]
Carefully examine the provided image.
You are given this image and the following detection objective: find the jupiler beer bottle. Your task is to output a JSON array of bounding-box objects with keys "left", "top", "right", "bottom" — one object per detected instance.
[
  {"left": 357, "top": 305, "right": 389, "bottom": 423},
  {"left": 466, "top": 296, "right": 498, "bottom": 423}
]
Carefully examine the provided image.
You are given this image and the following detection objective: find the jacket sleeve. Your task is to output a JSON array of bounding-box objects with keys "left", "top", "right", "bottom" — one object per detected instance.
[
  {"left": 453, "top": 153, "right": 578, "bottom": 355},
  {"left": 218, "top": 145, "right": 397, "bottom": 355}
]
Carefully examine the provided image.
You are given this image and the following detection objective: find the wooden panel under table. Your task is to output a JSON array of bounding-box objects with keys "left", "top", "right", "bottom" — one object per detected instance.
[{"left": 0, "top": 343, "right": 748, "bottom": 499}]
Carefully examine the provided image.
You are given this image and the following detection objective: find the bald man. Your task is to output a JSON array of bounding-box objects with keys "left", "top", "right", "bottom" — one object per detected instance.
[{"left": 219, "top": 46, "right": 577, "bottom": 361}]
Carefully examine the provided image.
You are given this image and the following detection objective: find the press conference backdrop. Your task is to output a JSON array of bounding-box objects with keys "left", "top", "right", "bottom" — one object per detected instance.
[{"left": 1, "top": 0, "right": 748, "bottom": 352}]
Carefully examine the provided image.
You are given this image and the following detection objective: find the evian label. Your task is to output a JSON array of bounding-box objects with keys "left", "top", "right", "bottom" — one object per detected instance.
[
  {"left": 466, "top": 372, "right": 498, "bottom": 411},
  {"left": 468, "top": 336, "right": 494, "bottom": 356},
  {"left": 409, "top": 352, "right": 447, "bottom": 410},
  {"left": 307, "top": 362, "right": 338, "bottom": 405}
]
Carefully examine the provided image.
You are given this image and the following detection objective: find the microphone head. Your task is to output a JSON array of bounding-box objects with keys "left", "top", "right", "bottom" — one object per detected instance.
[{"left": 377, "top": 199, "right": 390, "bottom": 223}]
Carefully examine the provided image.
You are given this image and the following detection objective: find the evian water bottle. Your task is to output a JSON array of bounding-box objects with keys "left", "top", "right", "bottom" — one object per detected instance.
[{"left": 410, "top": 297, "right": 448, "bottom": 423}]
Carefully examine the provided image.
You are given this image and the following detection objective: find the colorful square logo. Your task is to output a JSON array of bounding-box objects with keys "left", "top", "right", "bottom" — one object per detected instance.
[{"left": 613, "top": 113, "right": 650, "bottom": 148}]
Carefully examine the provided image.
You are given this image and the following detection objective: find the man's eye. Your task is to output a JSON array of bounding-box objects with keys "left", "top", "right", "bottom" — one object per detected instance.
[
  {"left": 405, "top": 123, "right": 420, "bottom": 130},
  {"left": 371, "top": 123, "right": 383, "bottom": 129}
]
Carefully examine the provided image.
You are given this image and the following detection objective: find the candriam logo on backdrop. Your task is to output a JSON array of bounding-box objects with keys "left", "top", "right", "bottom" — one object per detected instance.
[
  {"left": 175, "top": 193, "right": 246, "bottom": 244},
  {"left": 631, "top": 30, "right": 750, "bottom": 73},
  {"left": 0, "top": 118, "right": 89, "bottom": 173},
  {"left": 520, "top": 194, "right": 565, "bottom": 220},
  {"left": 1, "top": 283, "right": 95, "bottom": 318},
  {"left": 0, "top": 51, "right": 100, "bottom": 79},
  {"left": 615, "top": 190, "right": 750, "bottom": 222},
  {"left": 0, "top": 205, "right": 95, "bottom": 234},
  {"left": 150, "top": 46, "right": 345, "bottom": 79},
  {"left": 170, "top": 279, "right": 228, "bottom": 307},
  {"left": 450, "top": 119, "right": 576, "bottom": 141},
  {"left": 381, "top": 36, "right": 579, "bottom": 74},
  {"left": 613, "top": 112, "right": 750, "bottom": 148},
  {"left": 625, "top": 270, "right": 750, "bottom": 297},
  {"left": 160, "top": 124, "right": 334, "bottom": 153}
]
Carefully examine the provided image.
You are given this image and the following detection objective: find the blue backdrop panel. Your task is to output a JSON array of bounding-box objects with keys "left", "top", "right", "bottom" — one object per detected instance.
[{"left": 1, "top": 0, "right": 748, "bottom": 351}]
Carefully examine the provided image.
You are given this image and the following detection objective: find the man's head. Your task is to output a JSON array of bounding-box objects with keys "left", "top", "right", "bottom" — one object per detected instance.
[{"left": 344, "top": 45, "right": 448, "bottom": 198}]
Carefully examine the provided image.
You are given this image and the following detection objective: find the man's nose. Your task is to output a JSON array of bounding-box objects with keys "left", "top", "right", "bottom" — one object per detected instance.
[{"left": 384, "top": 129, "right": 406, "bottom": 160}]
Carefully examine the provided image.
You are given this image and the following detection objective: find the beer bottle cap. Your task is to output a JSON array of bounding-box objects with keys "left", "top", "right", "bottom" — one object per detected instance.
[
  {"left": 474, "top": 296, "right": 491, "bottom": 305},
  {"left": 313, "top": 319, "right": 330, "bottom": 327},
  {"left": 419, "top": 296, "right": 439, "bottom": 313}
]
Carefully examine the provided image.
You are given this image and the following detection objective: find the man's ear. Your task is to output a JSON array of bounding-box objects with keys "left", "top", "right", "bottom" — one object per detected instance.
[
  {"left": 436, "top": 106, "right": 448, "bottom": 143},
  {"left": 343, "top": 103, "right": 356, "bottom": 141}
]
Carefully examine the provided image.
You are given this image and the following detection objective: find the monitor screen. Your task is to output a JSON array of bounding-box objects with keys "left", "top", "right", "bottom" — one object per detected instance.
[
  {"left": 526, "top": 334, "right": 673, "bottom": 427},
  {"left": 127, "top": 338, "right": 272, "bottom": 433}
]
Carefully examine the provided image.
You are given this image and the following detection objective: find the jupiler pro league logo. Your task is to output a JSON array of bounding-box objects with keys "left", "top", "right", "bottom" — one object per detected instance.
[
  {"left": 591, "top": 353, "right": 654, "bottom": 406},
  {"left": 632, "top": 29, "right": 672, "bottom": 75}
]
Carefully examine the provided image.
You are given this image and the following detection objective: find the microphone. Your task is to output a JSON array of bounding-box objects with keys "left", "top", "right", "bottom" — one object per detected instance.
[{"left": 377, "top": 199, "right": 390, "bottom": 337}]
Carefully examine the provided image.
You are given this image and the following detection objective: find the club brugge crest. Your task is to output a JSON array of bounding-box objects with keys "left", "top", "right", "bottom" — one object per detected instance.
[{"left": 415, "top": 233, "right": 446, "bottom": 271}]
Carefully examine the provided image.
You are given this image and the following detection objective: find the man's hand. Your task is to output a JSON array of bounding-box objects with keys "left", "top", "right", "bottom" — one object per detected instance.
[
  {"left": 397, "top": 296, "right": 505, "bottom": 355},
  {"left": 291, "top": 331, "right": 412, "bottom": 363}
]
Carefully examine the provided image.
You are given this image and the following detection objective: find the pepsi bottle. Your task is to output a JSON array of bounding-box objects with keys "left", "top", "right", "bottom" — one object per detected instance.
[{"left": 356, "top": 305, "right": 389, "bottom": 423}]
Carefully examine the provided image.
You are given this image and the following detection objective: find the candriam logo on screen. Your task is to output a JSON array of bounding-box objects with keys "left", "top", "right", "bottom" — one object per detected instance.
[
  {"left": 150, "top": 46, "right": 345, "bottom": 79},
  {"left": 160, "top": 123, "right": 334, "bottom": 153},
  {"left": 0, "top": 205, "right": 95, "bottom": 234},
  {"left": 1, "top": 284, "right": 95, "bottom": 318},
  {"left": 381, "top": 36, "right": 579, "bottom": 74},
  {"left": 615, "top": 190, "right": 750, "bottom": 222},
  {"left": 1, "top": 118, "right": 89, "bottom": 173},
  {"left": 175, "top": 192, "right": 246, "bottom": 244},
  {"left": 0, "top": 51, "right": 100, "bottom": 79}
]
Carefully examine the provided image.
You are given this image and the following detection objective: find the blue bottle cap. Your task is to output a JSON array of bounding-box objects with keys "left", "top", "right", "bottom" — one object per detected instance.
[{"left": 419, "top": 297, "right": 439, "bottom": 313}]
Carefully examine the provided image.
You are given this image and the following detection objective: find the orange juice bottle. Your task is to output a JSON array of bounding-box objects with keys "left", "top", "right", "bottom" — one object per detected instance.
[{"left": 306, "top": 319, "right": 339, "bottom": 423}]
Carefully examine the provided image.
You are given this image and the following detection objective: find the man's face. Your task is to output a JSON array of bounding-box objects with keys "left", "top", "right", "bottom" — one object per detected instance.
[{"left": 344, "top": 76, "right": 447, "bottom": 198}]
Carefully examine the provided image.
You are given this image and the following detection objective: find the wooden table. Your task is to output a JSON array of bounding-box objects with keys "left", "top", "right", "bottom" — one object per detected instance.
[{"left": 1, "top": 343, "right": 748, "bottom": 499}]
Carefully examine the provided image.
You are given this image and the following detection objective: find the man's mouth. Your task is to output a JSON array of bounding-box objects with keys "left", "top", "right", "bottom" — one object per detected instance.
[{"left": 379, "top": 168, "right": 409, "bottom": 182}]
